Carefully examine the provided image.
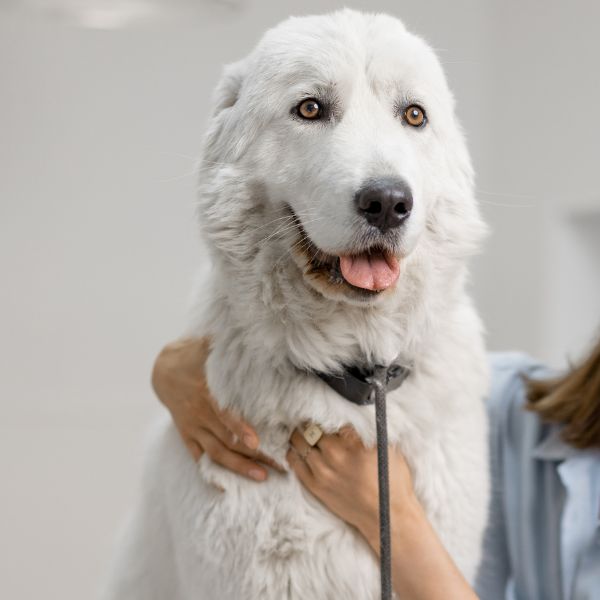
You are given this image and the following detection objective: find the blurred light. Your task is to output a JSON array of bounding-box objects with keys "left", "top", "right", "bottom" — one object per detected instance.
[
  {"left": 75, "top": 2, "right": 157, "bottom": 30},
  {"left": 0, "top": 0, "right": 243, "bottom": 29}
]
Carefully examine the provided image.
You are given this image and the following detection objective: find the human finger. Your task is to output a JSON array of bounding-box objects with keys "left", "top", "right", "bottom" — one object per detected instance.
[
  {"left": 252, "top": 450, "right": 287, "bottom": 473},
  {"left": 289, "top": 429, "right": 322, "bottom": 470},
  {"left": 185, "top": 438, "right": 203, "bottom": 462},
  {"left": 196, "top": 428, "right": 269, "bottom": 482},
  {"left": 204, "top": 408, "right": 285, "bottom": 472},
  {"left": 216, "top": 406, "right": 260, "bottom": 451},
  {"left": 286, "top": 446, "right": 314, "bottom": 484},
  {"left": 336, "top": 425, "right": 363, "bottom": 447},
  {"left": 311, "top": 431, "right": 339, "bottom": 453}
]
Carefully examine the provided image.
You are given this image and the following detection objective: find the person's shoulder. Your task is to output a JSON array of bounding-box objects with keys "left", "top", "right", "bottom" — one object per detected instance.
[
  {"left": 488, "top": 351, "right": 547, "bottom": 399},
  {"left": 488, "top": 351, "right": 543, "bottom": 376},
  {"left": 486, "top": 352, "right": 548, "bottom": 443}
]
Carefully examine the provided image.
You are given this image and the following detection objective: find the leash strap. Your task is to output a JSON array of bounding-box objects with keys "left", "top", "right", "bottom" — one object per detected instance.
[
  {"left": 368, "top": 367, "right": 393, "bottom": 600},
  {"left": 315, "top": 360, "right": 410, "bottom": 600}
]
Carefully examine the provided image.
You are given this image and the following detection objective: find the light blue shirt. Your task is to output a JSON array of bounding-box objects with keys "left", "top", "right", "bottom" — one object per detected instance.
[{"left": 475, "top": 353, "right": 600, "bottom": 600}]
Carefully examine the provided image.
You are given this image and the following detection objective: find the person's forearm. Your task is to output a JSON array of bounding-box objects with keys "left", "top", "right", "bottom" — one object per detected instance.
[{"left": 360, "top": 499, "right": 478, "bottom": 600}]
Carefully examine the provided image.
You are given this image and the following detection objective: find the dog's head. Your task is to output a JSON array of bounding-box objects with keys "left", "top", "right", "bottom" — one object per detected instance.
[{"left": 199, "top": 10, "right": 485, "bottom": 306}]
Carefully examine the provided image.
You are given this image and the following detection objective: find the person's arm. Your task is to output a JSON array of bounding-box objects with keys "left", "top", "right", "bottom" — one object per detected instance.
[
  {"left": 154, "top": 338, "right": 476, "bottom": 597},
  {"left": 288, "top": 428, "right": 478, "bottom": 600},
  {"left": 473, "top": 360, "right": 512, "bottom": 599},
  {"left": 152, "top": 337, "right": 282, "bottom": 480}
]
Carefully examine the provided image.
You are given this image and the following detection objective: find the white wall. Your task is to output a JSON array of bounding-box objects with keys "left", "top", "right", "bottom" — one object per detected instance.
[
  {"left": 472, "top": 0, "right": 600, "bottom": 366},
  {"left": 0, "top": 2, "right": 598, "bottom": 599}
]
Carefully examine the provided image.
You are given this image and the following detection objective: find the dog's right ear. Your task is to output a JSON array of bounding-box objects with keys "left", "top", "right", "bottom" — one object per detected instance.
[
  {"left": 203, "top": 60, "right": 249, "bottom": 164},
  {"left": 211, "top": 60, "right": 246, "bottom": 115}
]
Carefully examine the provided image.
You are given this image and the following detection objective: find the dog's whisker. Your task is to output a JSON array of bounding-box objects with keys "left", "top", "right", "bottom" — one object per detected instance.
[
  {"left": 197, "top": 161, "right": 243, "bottom": 173},
  {"left": 248, "top": 209, "right": 320, "bottom": 234},
  {"left": 294, "top": 236, "right": 314, "bottom": 257},
  {"left": 277, "top": 216, "right": 327, "bottom": 239},
  {"left": 476, "top": 188, "right": 537, "bottom": 208},
  {"left": 249, "top": 215, "right": 295, "bottom": 233},
  {"left": 153, "top": 150, "right": 199, "bottom": 162},
  {"left": 256, "top": 221, "right": 304, "bottom": 246},
  {"left": 440, "top": 60, "right": 481, "bottom": 65},
  {"left": 272, "top": 244, "right": 298, "bottom": 272},
  {"left": 198, "top": 158, "right": 234, "bottom": 168},
  {"left": 154, "top": 169, "right": 198, "bottom": 183},
  {"left": 256, "top": 216, "right": 325, "bottom": 247},
  {"left": 271, "top": 233, "right": 312, "bottom": 271},
  {"left": 307, "top": 239, "right": 323, "bottom": 269},
  {"left": 476, "top": 188, "right": 536, "bottom": 200},
  {"left": 270, "top": 227, "right": 324, "bottom": 272},
  {"left": 479, "top": 199, "right": 535, "bottom": 208}
]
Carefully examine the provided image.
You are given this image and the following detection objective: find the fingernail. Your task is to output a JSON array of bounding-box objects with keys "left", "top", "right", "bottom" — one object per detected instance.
[
  {"left": 249, "top": 469, "right": 266, "bottom": 481},
  {"left": 243, "top": 433, "right": 258, "bottom": 450}
]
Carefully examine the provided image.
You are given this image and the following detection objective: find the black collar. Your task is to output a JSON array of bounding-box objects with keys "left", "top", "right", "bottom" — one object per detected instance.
[{"left": 315, "top": 359, "right": 411, "bottom": 406}]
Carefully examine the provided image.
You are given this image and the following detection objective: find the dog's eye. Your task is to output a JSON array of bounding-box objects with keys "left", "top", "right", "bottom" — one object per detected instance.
[
  {"left": 403, "top": 104, "right": 427, "bottom": 127},
  {"left": 297, "top": 99, "right": 321, "bottom": 120}
]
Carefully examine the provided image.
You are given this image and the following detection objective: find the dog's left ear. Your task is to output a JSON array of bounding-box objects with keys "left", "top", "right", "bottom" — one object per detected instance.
[
  {"left": 203, "top": 59, "right": 250, "bottom": 164},
  {"left": 428, "top": 121, "right": 489, "bottom": 259}
]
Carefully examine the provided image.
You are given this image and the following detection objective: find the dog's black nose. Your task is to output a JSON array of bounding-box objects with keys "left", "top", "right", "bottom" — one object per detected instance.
[{"left": 354, "top": 178, "right": 413, "bottom": 232}]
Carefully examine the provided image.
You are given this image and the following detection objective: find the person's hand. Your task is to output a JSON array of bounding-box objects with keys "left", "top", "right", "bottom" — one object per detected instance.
[
  {"left": 152, "top": 338, "right": 282, "bottom": 481},
  {"left": 287, "top": 425, "right": 419, "bottom": 546},
  {"left": 287, "top": 427, "right": 478, "bottom": 599}
]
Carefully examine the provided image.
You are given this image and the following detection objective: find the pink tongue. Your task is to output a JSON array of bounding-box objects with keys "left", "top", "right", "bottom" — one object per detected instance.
[{"left": 339, "top": 253, "right": 400, "bottom": 291}]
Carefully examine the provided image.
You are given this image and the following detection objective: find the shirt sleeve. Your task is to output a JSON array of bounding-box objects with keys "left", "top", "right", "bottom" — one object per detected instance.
[{"left": 474, "top": 353, "right": 532, "bottom": 599}]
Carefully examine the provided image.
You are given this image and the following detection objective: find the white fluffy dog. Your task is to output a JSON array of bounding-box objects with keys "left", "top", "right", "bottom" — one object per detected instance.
[{"left": 104, "top": 10, "right": 490, "bottom": 600}]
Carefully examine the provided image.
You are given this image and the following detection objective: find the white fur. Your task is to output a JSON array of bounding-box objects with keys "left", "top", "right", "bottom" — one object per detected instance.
[{"left": 103, "top": 10, "right": 490, "bottom": 600}]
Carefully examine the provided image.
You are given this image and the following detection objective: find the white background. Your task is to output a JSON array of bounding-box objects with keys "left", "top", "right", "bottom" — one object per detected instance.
[{"left": 1, "top": 1, "right": 599, "bottom": 598}]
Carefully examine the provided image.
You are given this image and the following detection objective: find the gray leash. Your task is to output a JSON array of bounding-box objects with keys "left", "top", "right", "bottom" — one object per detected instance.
[
  {"left": 368, "top": 368, "right": 393, "bottom": 600},
  {"left": 316, "top": 359, "right": 411, "bottom": 600}
]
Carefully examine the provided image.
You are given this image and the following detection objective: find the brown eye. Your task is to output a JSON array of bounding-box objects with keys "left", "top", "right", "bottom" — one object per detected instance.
[
  {"left": 404, "top": 104, "right": 426, "bottom": 127},
  {"left": 298, "top": 99, "right": 321, "bottom": 120}
]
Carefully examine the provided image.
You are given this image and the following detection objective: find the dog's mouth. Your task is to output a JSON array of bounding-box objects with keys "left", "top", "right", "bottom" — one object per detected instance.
[
  {"left": 338, "top": 253, "right": 400, "bottom": 291},
  {"left": 291, "top": 217, "right": 401, "bottom": 299}
]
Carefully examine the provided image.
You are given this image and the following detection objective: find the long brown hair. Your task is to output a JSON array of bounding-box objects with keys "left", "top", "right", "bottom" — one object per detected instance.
[{"left": 526, "top": 336, "right": 600, "bottom": 449}]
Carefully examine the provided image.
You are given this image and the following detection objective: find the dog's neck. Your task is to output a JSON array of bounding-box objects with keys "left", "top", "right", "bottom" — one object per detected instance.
[{"left": 199, "top": 236, "right": 465, "bottom": 377}]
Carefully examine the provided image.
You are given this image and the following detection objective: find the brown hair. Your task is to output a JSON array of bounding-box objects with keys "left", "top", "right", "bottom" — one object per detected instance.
[{"left": 526, "top": 336, "right": 600, "bottom": 449}]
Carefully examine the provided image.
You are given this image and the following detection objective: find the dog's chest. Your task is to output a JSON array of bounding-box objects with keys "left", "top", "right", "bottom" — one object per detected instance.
[
  {"left": 189, "top": 461, "right": 382, "bottom": 600},
  {"left": 194, "top": 314, "right": 489, "bottom": 595}
]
